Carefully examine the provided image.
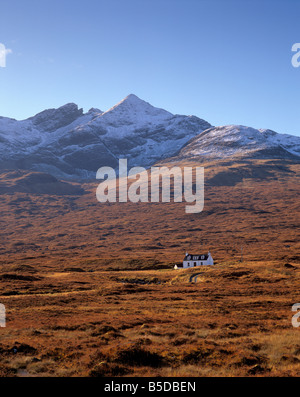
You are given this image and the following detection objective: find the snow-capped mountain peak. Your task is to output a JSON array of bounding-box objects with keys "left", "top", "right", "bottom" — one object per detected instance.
[
  {"left": 100, "top": 94, "right": 172, "bottom": 125},
  {"left": 0, "top": 96, "right": 298, "bottom": 180},
  {"left": 0, "top": 95, "right": 211, "bottom": 179},
  {"left": 28, "top": 103, "right": 84, "bottom": 132}
]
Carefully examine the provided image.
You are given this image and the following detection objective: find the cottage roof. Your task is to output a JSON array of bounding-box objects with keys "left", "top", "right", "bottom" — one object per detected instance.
[{"left": 184, "top": 254, "right": 209, "bottom": 261}]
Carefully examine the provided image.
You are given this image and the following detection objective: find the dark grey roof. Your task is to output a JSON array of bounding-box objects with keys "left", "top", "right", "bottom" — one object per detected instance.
[{"left": 184, "top": 254, "right": 209, "bottom": 261}]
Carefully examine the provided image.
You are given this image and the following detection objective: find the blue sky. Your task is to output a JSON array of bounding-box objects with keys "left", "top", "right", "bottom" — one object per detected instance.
[{"left": 0, "top": 0, "right": 299, "bottom": 136}]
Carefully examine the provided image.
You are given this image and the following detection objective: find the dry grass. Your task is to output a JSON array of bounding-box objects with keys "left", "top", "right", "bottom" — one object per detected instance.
[{"left": 0, "top": 159, "right": 299, "bottom": 376}]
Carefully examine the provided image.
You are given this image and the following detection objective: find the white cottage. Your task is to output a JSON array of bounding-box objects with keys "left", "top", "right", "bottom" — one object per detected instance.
[{"left": 182, "top": 252, "right": 214, "bottom": 268}]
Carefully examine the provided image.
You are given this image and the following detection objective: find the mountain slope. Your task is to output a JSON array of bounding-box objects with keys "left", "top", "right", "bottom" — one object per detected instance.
[
  {"left": 168, "top": 125, "right": 300, "bottom": 162},
  {"left": 0, "top": 94, "right": 211, "bottom": 179},
  {"left": 0, "top": 97, "right": 299, "bottom": 181}
]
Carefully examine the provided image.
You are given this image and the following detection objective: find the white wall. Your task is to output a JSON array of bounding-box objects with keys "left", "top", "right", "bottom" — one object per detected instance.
[{"left": 183, "top": 260, "right": 211, "bottom": 268}]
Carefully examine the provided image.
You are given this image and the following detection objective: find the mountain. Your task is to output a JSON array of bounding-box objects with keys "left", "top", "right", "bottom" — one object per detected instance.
[
  {"left": 168, "top": 125, "right": 300, "bottom": 162},
  {"left": 0, "top": 170, "right": 85, "bottom": 195},
  {"left": 0, "top": 96, "right": 299, "bottom": 181},
  {"left": 0, "top": 94, "right": 211, "bottom": 180}
]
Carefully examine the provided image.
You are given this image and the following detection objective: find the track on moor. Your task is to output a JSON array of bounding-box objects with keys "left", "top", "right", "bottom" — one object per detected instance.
[{"left": 189, "top": 273, "right": 202, "bottom": 283}]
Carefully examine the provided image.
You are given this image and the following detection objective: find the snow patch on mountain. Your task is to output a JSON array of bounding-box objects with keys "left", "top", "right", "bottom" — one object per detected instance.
[
  {"left": 176, "top": 125, "right": 300, "bottom": 160},
  {"left": 0, "top": 95, "right": 211, "bottom": 179},
  {"left": 0, "top": 96, "right": 299, "bottom": 180}
]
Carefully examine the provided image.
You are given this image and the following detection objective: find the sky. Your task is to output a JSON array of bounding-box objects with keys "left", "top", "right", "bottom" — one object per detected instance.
[{"left": 0, "top": 0, "right": 300, "bottom": 136}]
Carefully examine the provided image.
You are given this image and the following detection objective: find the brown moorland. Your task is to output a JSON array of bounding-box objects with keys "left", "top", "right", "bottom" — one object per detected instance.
[{"left": 0, "top": 158, "right": 299, "bottom": 377}]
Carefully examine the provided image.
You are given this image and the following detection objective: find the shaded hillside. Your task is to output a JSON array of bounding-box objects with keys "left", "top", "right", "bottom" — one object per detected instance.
[
  {"left": 0, "top": 159, "right": 298, "bottom": 267},
  {"left": 0, "top": 170, "right": 84, "bottom": 195}
]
